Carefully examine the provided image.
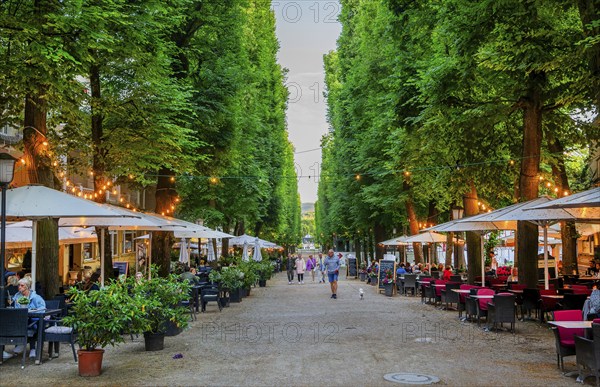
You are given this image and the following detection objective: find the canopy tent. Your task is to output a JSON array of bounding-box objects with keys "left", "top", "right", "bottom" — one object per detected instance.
[
  {"left": 379, "top": 235, "right": 409, "bottom": 246},
  {"left": 229, "top": 234, "right": 277, "bottom": 248},
  {"left": 404, "top": 231, "right": 448, "bottom": 243},
  {"left": 4, "top": 221, "right": 97, "bottom": 248},
  {"left": 253, "top": 237, "right": 263, "bottom": 262},
  {"left": 173, "top": 227, "right": 233, "bottom": 239},
  {"left": 2, "top": 185, "right": 139, "bottom": 291},
  {"left": 531, "top": 187, "right": 600, "bottom": 209},
  {"left": 461, "top": 196, "right": 599, "bottom": 289}
]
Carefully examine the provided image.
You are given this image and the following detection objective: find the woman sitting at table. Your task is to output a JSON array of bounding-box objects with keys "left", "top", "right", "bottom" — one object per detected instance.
[
  {"left": 82, "top": 272, "right": 101, "bottom": 291},
  {"left": 507, "top": 267, "right": 518, "bottom": 283},
  {"left": 442, "top": 266, "right": 453, "bottom": 281},
  {"left": 10, "top": 278, "right": 46, "bottom": 358}
]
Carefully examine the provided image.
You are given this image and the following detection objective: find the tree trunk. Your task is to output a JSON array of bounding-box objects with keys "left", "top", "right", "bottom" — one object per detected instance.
[
  {"left": 405, "top": 198, "right": 422, "bottom": 263},
  {"left": 446, "top": 232, "right": 454, "bottom": 267},
  {"left": 24, "top": 91, "right": 61, "bottom": 298},
  {"left": 153, "top": 167, "right": 177, "bottom": 276},
  {"left": 546, "top": 131, "right": 577, "bottom": 275},
  {"left": 354, "top": 234, "right": 362, "bottom": 264},
  {"left": 517, "top": 71, "right": 545, "bottom": 288},
  {"left": 374, "top": 223, "right": 385, "bottom": 260},
  {"left": 464, "top": 183, "right": 480, "bottom": 284}
]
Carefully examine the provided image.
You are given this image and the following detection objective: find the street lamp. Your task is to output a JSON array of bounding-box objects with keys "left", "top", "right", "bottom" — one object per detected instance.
[
  {"left": 0, "top": 152, "right": 17, "bottom": 308},
  {"left": 451, "top": 205, "right": 464, "bottom": 270}
]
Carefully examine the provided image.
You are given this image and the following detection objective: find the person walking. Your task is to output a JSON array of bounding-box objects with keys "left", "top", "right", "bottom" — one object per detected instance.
[
  {"left": 324, "top": 249, "right": 341, "bottom": 299},
  {"left": 295, "top": 254, "right": 306, "bottom": 284},
  {"left": 317, "top": 253, "right": 326, "bottom": 283},
  {"left": 286, "top": 254, "right": 295, "bottom": 285},
  {"left": 306, "top": 255, "right": 317, "bottom": 282}
]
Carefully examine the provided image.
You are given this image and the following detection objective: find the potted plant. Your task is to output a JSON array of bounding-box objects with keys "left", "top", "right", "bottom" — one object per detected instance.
[
  {"left": 64, "top": 281, "right": 141, "bottom": 376},
  {"left": 238, "top": 261, "right": 259, "bottom": 297},
  {"left": 130, "top": 269, "right": 190, "bottom": 351},
  {"left": 213, "top": 266, "right": 244, "bottom": 303},
  {"left": 257, "top": 261, "right": 274, "bottom": 287},
  {"left": 359, "top": 262, "right": 367, "bottom": 281},
  {"left": 382, "top": 269, "right": 395, "bottom": 297}
]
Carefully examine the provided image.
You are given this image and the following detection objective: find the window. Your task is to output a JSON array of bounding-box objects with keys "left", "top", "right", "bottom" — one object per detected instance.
[{"left": 123, "top": 231, "right": 134, "bottom": 253}]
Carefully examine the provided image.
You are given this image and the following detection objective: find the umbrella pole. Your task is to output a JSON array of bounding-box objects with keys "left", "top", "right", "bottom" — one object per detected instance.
[
  {"left": 100, "top": 228, "right": 105, "bottom": 288},
  {"left": 544, "top": 224, "right": 549, "bottom": 291},
  {"left": 31, "top": 220, "right": 37, "bottom": 292},
  {"left": 148, "top": 233, "right": 152, "bottom": 280},
  {"left": 480, "top": 233, "right": 485, "bottom": 288}
]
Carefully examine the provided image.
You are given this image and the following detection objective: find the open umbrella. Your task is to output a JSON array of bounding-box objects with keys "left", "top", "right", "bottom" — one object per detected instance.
[
  {"left": 530, "top": 187, "right": 600, "bottom": 209},
  {"left": 3, "top": 185, "right": 139, "bottom": 291},
  {"left": 253, "top": 237, "right": 263, "bottom": 262},
  {"left": 379, "top": 235, "right": 409, "bottom": 246}
]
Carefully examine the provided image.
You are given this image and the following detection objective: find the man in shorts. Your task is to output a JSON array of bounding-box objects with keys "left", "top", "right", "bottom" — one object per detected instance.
[{"left": 324, "top": 249, "right": 341, "bottom": 299}]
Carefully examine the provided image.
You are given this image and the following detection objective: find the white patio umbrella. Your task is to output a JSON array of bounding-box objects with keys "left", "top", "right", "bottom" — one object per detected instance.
[
  {"left": 207, "top": 240, "right": 216, "bottom": 262},
  {"left": 230, "top": 234, "right": 276, "bottom": 248},
  {"left": 242, "top": 241, "right": 249, "bottom": 262},
  {"left": 178, "top": 238, "right": 190, "bottom": 265},
  {"left": 379, "top": 235, "right": 409, "bottom": 246},
  {"left": 3, "top": 185, "right": 139, "bottom": 291},
  {"left": 531, "top": 187, "right": 600, "bottom": 209},
  {"left": 404, "top": 231, "right": 448, "bottom": 243},
  {"left": 253, "top": 237, "right": 263, "bottom": 262}
]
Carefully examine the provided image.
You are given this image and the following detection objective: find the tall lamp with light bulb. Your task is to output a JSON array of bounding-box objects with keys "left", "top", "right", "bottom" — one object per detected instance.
[
  {"left": 451, "top": 205, "right": 464, "bottom": 270},
  {"left": 0, "top": 152, "right": 16, "bottom": 307}
]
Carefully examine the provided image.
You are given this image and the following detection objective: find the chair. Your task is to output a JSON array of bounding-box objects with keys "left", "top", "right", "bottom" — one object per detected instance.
[
  {"left": 465, "top": 288, "right": 481, "bottom": 322},
  {"left": 552, "top": 309, "right": 584, "bottom": 371},
  {"left": 457, "top": 285, "right": 478, "bottom": 319},
  {"left": 561, "top": 293, "right": 588, "bottom": 311},
  {"left": 575, "top": 322, "right": 600, "bottom": 386},
  {"left": 474, "top": 288, "right": 495, "bottom": 327},
  {"left": 450, "top": 275, "right": 462, "bottom": 283},
  {"left": 419, "top": 278, "right": 432, "bottom": 304},
  {"left": 201, "top": 287, "right": 222, "bottom": 313},
  {"left": 441, "top": 282, "right": 461, "bottom": 310},
  {"left": 486, "top": 293, "right": 516, "bottom": 333},
  {"left": 522, "top": 288, "right": 541, "bottom": 320},
  {"left": 431, "top": 271, "right": 441, "bottom": 279},
  {"left": 540, "top": 289, "right": 560, "bottom": 322},
  {"left": 0, "top": 308, "right": 29, "bottom": 368},
  {"left": 402, "top": 274, "right": 417, "bottom": 296},
  {"left": 43, "top": 316, "right": 77, "bottom": 362},
  {"left": 180, "top": 286, "right": 198, "bottom": 321}
]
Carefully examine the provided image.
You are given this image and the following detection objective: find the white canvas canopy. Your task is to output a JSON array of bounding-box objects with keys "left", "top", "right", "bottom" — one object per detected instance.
[
  {"left": 404, "top": 231, "right": 447, "bottom": 243},
  {"left": 530, "top": 187, "right": 600, "bottom": 209},
  {"left": 178, "top": 238, "right": 190, "bottom": 265},
  {"left": 207, "top": 240, "right": 216, "bottom": 262},
  {"left": 230, "top": 234, "right": 276, "bottom": 248},
  {"left": 174, "top": 227, "right": 233, "bottom": 239},
  {"left": 379, "top": 235, "right": 409, "bottom": 246},
  {"left": 242, "top": 241, "right": 249, "bottom": 262},
  {"left": 2, "top": 185, "right": 139, "bottom": 290},
  {"left": 4, "top": 221, "right": 97, "bottom": 248}
]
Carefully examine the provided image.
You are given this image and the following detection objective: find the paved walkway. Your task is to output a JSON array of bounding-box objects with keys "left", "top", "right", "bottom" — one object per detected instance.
[{"left": 1, "top": 272, "right": 582, "bottom": 385}]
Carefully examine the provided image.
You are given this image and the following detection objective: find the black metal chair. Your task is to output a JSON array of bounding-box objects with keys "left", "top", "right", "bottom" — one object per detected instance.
[
  {"left": 486, "top": 293, "right": 516, "bottom": 333},
  {"left": 201, "top": 287, "right": 222, "bottom": 313},
  {"left": 0, "top": 308, "right": 29, "bottom": 368},
  {"left": 402, "top": 274, "right": 417, "bottom": 296},
  {"left": 521, "top": 288, "right": 541, "bottom": 320},
  {"left": 575, "top": 322, "right": 600, "bottom": 386},
  {"left": 441, "top": 282, "right": 461, "bottom": 310},
  {"left": 450, "top": 275, "right": 462, "bottom": 283},
  {"left": 43, "top": 319, "right": 77, "bottom": 362},
  {"left": 552, "top": 309, "right": 585, "bottom": 371},
  {"left": 561, "top": 293, "right": 589, "bottom": 311}
]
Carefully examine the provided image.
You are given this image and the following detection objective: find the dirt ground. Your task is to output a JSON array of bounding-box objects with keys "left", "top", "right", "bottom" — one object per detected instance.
[{"left": 0, "top": 272, "right": 588, "bottom": 386}]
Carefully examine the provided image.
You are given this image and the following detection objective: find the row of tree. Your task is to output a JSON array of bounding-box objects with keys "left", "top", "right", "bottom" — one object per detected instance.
[
  {"left": 316, "top": 0, "right": 599, "bottom": 286},
  {"left": 1, "top": 0, "right": 301, "bottom": 296}
]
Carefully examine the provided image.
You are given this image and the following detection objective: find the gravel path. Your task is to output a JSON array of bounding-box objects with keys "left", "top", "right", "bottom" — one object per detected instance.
[{"left": 0, "top": 272, "right": 584, "bottom": 386}]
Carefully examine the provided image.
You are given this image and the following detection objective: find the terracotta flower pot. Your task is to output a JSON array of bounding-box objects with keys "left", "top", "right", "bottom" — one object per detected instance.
[{"left": 77, "top": 349, "right": 105, "bottom": 377}]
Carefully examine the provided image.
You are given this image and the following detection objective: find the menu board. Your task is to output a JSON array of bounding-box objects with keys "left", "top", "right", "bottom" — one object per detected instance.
[
  {"left": 378, "top": 260, "right": 397, "bottom": 292},
  {"left": 347, "top": 257, "right": 358, "bottom": 278},
  {"left": 113, "top": 261, "right": 129, "bottom": 277}
]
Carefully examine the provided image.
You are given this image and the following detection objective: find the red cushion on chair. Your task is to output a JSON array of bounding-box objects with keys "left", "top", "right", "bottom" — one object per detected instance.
[
  {"left": 554, "top": 309, "right": 584, "bottom": 347},
  {"left": 477, "top": 288, "right": 495, "bottom": 310},
  {"left": 592, "top": 318, "right": 600, "bottom": 324}
]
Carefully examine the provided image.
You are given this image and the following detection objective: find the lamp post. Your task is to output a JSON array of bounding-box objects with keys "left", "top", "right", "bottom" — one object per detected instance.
[
  {"left": 451, "top": 206, "right": 464, "bottom": 270},
  {"left": 0, "top": 152, "right": 16, "bottom": 308}
]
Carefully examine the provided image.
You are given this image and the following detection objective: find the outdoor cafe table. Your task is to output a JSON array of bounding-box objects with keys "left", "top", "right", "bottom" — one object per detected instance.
[
  {"left": 27, "top": 308, "right": 63, "bottom": 365},
  {"left": 508, "top": 289, "right": 523, "bottom": 294},
  {"left": 547, "top": 321, "right": 592, "bottom": 329},
  {"left": 541, "top": 295, "right": 564, "bottom": 299},
  {"left": 469, "top": 295, "right": 494, "bottom": 299},
  {"left": 452, "top": 289, "right": 471, "bottom": 294}
]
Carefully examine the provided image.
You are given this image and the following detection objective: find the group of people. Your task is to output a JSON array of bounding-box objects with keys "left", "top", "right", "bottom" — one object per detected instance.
[{"left": 286, "top": 250, "right": 341, "bottom": 299}]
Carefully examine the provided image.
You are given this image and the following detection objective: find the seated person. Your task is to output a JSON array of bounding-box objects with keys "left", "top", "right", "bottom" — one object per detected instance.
[
  {"left": 396, "top": 263, "right": 407, "bottom": 276},
  {"left": 442, "top": 266, "right": 453, "bottom": 281},
  {"left": 82, "top": 272, "right": 100, "bottom": 291},
  {"left": 507, "top": 267, "right": 518, "bottom": 283},
  {"left": 586, "top": 261, "right": 597, "bottom": 276},
  {"left": 10, "top": 278, "right": 46, "bottom": 358},
  {"left": 6, "top": 275, "right": 18, "bottom": 299},
  {"left": 485, "top": 266, "right": 496, "bottom": 276},
  {"left": 180, "top": 265, "right": 199, "bottom": 285}
]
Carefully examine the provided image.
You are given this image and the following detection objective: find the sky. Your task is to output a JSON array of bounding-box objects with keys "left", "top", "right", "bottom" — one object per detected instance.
[{"left": 273, "top": 1, "right": 342, "bottom": 204}]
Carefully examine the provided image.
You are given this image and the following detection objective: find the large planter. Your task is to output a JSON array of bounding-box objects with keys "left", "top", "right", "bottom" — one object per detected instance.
[
  {"left": 220, "top": 291, "right": 230, "bottom": 308},
  {"left": 229, "top": 288, "right": 243, "bottom": 303},
  {"left": 144, "top": 332, "right": 165, "bottom": 351},
  {"left": 245, "top": 287, "right": 251, "bottom": 297},
  {"left": 370, "top": 277, "right": 377, "bottom": 286},
  {"left": 77, "top": 349, "right": 104, "bottom": 377},
  {"left": 384, "top": 283, "right": 394, "bottom": 297},
  {"left": 258, "top": 279, "right": 267, "bottom": 287},
  {"left": 359, "top": 273, "right": 367, "bottom": 281}
]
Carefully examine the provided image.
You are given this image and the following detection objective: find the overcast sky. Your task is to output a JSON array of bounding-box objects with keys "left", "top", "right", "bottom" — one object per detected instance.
[{"left": 273, "top": 1, "right": 342, "bottom": 204}]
